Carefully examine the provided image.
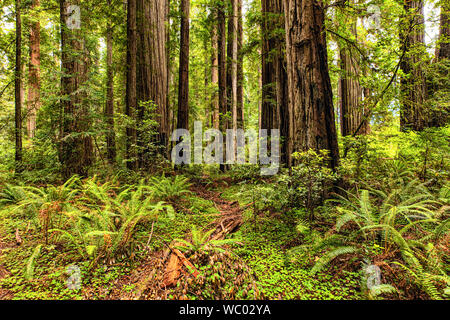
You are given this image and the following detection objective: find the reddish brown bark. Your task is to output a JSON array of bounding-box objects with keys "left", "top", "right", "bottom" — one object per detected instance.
[
  {"left": 27, "top": 0, "right": 40, "bottom": 139},
  {"left": 284, "top": 0, "right": 339, "bottom": 169}
]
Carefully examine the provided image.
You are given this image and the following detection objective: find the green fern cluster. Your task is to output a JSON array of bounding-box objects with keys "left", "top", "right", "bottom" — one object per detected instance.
[
  {"left": 149, "top": 175, "right": 192, "bottom": 202},
  {"left": 2, "top": 175, "right": 175, "bottom": 268},
  {"left": 290, "top": 180, "right": 449, "bottom": 299}
]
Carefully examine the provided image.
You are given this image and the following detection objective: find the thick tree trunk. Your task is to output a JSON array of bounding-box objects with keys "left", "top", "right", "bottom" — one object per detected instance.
[
  {"left": 105, "top": 0, "right": 116, "bottom": 164},
  {"left": 236, "top": 0, "right": 244, "bottom": 129},
  {"left": 427, "top": 1, "right": 449, "bottom": 127},
  {"left": 400, "top": 0, "right": 427, "bottom": 131},
  {"left": 284, "top": 0, "right": 339, "bottom": 169},
  {"left": 136, "top": 0, "right": 169, "bottom": 167},
  {"left": 60, "top": 0, "right": 93, "bottom": 179},
  {"left": 27, "top": 0, "right": 40, "bottom": 139},
  {"left": 436, "top": 1, "right": 450, "bottom": 60},
  {"left": 126, "top": 0, "right": 138, "bottom": 170},
  {"left": 15, "top": 0, "right": 23, "bottom": 173},
  {"left": 176, "top": 0, "right": 190, "bottom": 133}
]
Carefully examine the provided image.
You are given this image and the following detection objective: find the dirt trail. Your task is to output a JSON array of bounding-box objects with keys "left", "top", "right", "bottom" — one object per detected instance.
[
  {"left": 111, "top": 181, "right": 245, "bottom": 299},
  {"left": 190, "top": 184, "right": 243, "bottom": 240}
]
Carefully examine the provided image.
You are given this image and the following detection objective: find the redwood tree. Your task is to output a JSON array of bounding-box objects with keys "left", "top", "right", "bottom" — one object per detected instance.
[
  {"left": 126, "top": 0, "right": 138, "bottom": 170},
  {"left": 176, "top": 0, "right": 190, "bottom": 133},
  {"left": 283, "top": 0, "right": 339, "bottom": 169},
  {"left": 218, "top": 1, "right": 227, "bottom": 172},
  {"left": 400, "top": 0, "right": 427, "bottom": 131},
  {"left": 15, "top": 0, "right": 23, "bottom": 173},
  {"left": 59, "top": 0, "right": 93, "bottom": 178},
  {"left": 27, "top": 0, "right": 40, "bottom": 138},
  {"left": 105, "top": 0, "right": 116, "bottom": 164}
]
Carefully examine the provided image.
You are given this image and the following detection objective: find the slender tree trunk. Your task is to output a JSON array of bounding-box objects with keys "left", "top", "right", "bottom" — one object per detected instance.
[
  {"left": 27, "top": 0, "right": 40, "bottom": 139},
  {"left": 273, "top": 0, "right": 289, "bottom": 165},
  {"left": 236, "top": 0, "right": 244, "bottom": 129},
  {"left": 105, "top": 0, "right": 116, "bottom": 164},
  {"left": 218, "top": 2, "right": 227, "bottom": 172},
  {"left": 226, "top": 0, "right": 236, "bottom": 133},
  {"left": 261, "top": 0, "right": 276, "bottom": 134},
  {"left": 177, "top": 0, "right": 190, "bottom": 133},
  {"left": 60, "top": 0, "right": 93, "bottom": 178},
  {"left": 211, "top": 22, "right": 220, "bottom": 129},
  {"left": 400, "top": 0, "right": 426, "bottom": 131},
  {"left": 338, "top": 22, "right": 367, "bottom": 136},
  {"left": 15, "top": 0, "right": 23, "bottom": 173},
  {"left": 126, "top": 0, "right": 138, "bottom": 170},
  {"left": 284, "top": 0, "right": 339, "bottom": 169}
]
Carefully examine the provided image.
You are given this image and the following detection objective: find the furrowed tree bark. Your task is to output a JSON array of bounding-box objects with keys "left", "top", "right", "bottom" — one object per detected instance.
[
  {"left": 283, "top": 0, "right": 339, "bottom": 169},
  {"left": 60, "top": 0, "right": 93, "bottom": 179},
  {"left": 136, "top": 0, "right": 169, "bottom": 167},
  {"left": 436, "top": 1, "right": 449, "bottom": 60},
  {"left": 176, "top": 0, "right": 190, "bottom": 133},
  {"left": 27, "top": 0, "right": 40, "bottom": 139},
  {"left": 105, "top": 0, "right": 116, "bottom": 164},
  {"left": 428, "top": 1, "right": 449, "bottom": 127},
  {"left": 211, "top": 21, "right": 220, "bottom": 129},
  {"left": 15, "top": 0, "right": 23, "bottom": 173},
  {"left": 273, "top": 0, "right": 289, "bottom": 165},
  {"left": 261, "top": 0, "right": 276, "bottom": 134},
  {"left": 400, "top": 0, "right": 427, "bottom": 131},
  {"left": 338, "top": 22, "right": 367, "bottom": 136},
  {"left": 218, "top": 2, "right": 227, "bottom": 172},
  {"left": 226, "top": 0, "right": 236, "bottom": 133},
  {"left": 236, "top": 0, "right": 244, "bottom": 129},
  {"left": 126, "top": 0, "right": 138, "bottom": 170}
]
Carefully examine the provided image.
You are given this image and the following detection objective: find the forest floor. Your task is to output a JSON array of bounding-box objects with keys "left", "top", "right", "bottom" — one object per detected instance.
[{"left": 0, "top": 175, "right": 361, "bottom": 300}]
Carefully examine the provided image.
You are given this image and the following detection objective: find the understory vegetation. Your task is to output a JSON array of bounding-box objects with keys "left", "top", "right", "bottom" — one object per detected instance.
[{"left": 0, "top": 127, "right": 448, "bottom": 300}]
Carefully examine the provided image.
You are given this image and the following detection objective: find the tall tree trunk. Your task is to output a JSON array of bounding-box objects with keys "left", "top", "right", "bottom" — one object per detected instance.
[
  {"left": 226, "top": 0, "right": 236, "bottom": 133},
  {"left": 261, "top": 0, "right": 276, "bottom": 134},
  {"left": 236, "top": 0, "right": 244, "bottom": 129},
  {"left": 284, "top": 0, "right": 339, "bottom": 169},
  {"left": 136, "top": 0, "right": 169, "bottom": 167},
  {"left": 177, "top": 0, "right": 190, "bottom": 133},
  {"left": 105, "top": 0, "right": 116, "bottom": 164},
  {"left": 126, "top": 0, "right": 138, "bottom": 170},
  {"left": 218, "top": 2, "right": 227, "bottom": 172},
  {"left": 27, "top": 0, "right": 40, "bottom": 139},
  {"left": 400, "top": 0, "right": 426, "bottom": 131},
  {"left": 211, "top": 22, "right": 220, "bottom": 129},
  {"left": 60, "top": 0, "right": 93, "bottom": 179},
  {"left": 338, "top": 22, "right": 367, "bottom": 136},
  {"left": 428, "top": 1, "right": 449, "bottom": 127},
  {"left": 273, "top": 0, "right": 289, "bottom": 165},
  {"left": 15, "top": 0, "right": 23, "bottom": 173},
  {"left": 436, "top": 1, "right": 449, "bottom": 60}
]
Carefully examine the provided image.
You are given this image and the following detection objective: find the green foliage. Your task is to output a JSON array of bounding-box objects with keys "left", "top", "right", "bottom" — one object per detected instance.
[
  {"left": 149, "top": 175, "right": 192, "bottom": 202},
  {"left": 25, "top": 244, "right": 43, "bottom": 280},
  {"left": 288, "top": 149, "right": 338, "bottom": 218},
  {"left": 175, "top": 225, "right": 238, "bottom": 255}
]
